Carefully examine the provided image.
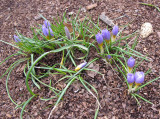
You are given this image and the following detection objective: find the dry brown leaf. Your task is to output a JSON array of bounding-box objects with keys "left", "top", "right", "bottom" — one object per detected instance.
[
  {"left": 63, "top": 22, "right": 79, "bottom": 37},
  {"left": 63, "top": 22, "right": 73, "bottom": 33},
  {"left": 87, "top": 62, "right": 99, "bottom": 78}
]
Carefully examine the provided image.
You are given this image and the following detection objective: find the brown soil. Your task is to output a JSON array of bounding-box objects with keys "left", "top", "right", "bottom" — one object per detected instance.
[{"left": 0, "top": 0, "right": 160, "bottom": 119}]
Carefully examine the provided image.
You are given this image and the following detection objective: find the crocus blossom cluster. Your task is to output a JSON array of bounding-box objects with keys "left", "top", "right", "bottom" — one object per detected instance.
[
  {"left": 127, "top": 72, "right": 145, "bottom": 92},
  {"left": 95, "top": 25, "right": 119, "bottom": 54},
  {"left": 126, "top": 57, "right": 145, "bottom": 93},
  {"left": 42, "top": 20, "right": 54, "bottom": 38}
]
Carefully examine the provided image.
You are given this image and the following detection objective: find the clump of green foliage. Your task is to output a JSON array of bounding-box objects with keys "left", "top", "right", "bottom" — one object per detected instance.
[{"left": 0, "top": 13, "right": 159, "bottom": 119}]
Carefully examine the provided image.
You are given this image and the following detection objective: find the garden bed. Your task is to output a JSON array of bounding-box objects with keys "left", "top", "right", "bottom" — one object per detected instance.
[{"left": 0, "top": 0, "right": 160, "bottom": 119}]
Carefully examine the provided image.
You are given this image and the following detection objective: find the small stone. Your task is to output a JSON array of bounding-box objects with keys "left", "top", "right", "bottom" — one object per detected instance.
[{"left": 140, "top": 22, "right": 153, "bottom": 38}]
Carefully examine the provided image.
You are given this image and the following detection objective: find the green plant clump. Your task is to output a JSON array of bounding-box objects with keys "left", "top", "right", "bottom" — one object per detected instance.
[{"left": 0, "top": 13, "right": 159, "bottom": 119}]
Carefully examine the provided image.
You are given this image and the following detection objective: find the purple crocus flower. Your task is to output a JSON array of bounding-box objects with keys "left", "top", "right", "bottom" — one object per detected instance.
[
  {"left": 107, "top": 55, "right": 111, "bottom": 59},
  {"left": 127, "top": 57, "right": 135, "bottom": 68},
  {"left": 75, "top": 62, "right": 87, "bottom": 71},
  {"left": 96, "top": 33, "right": 103, "bottom": 44},
  {"left": 127, "top": 73, "right": 135, "bottom": 84},
  {"left": 101, "top": 29, "right": 110, "bottom": 40},
  {"left": 135, "top": 72, "right": 145, "bottom": 84},
  {"left": 44, "top": 20, "right": 51, "bottom": 28},
  {"left": 42, "top": 24, "right": 49, "bottom": 36},
  {"left": 64, "top": 26, "right": 71, "bottom": 40},
  {"left": 112, "top": 25, "right": 119, "bottom": 36},
  {"left": 14, "top": 35, "right": 21, "bottom": 42},
  {"left": 42, "top": 24, "right": 54, "bottom": 37}
]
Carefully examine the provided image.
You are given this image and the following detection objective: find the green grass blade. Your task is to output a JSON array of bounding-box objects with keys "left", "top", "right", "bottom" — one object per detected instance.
[
  {"left": 0, "top": 53, "right": 19, "bottom": 66},
  {"left": 48, "top": 77, "right": 76, "bottom": 119},
  {"left": 29, "top": 56, "right": 41, "bottom": 89},
  {"left": 0, "top": 40, "right": 20, "bottom": 49},
  {"left": 31, "top": 73, "right": 61, "bottom": 93},
  {"left": 79, "top": 76, "right": 100, "bottom": 106},
  {"left": 0, "top": 58, "right": 27, "bottom": 79},
  {"left": 139, "top": 3, "right": 160, "bottom": 12},
  {"left": 133, "top": 93, "right": 153, "bottom": 105},
  {"left": 6, "top": 59, "right": 26, "bottom": 108},
  {"left": 20, "top": 95, "right": 36, "bottom": 119},
  {"left": 131, "top": 94, "right": 141, "bottom": 107}
]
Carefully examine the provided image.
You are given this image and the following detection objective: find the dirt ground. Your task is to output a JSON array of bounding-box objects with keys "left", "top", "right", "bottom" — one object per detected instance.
[{"left": 0, "top": 0, "right": 160, "bottom": 119}]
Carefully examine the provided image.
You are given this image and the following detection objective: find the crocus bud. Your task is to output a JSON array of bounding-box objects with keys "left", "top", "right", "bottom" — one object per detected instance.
[
  {"left": 112, "top": 25, "right": 119, "bottom": 36},
  {"left": 42, "top": 25, "right": 54, "bottom": 37},
  {"left": 44, "top": 20, "right": 51, "bottom": 28},
  {"left": 107, "top": 55, "right": 111, "bottom": 59},
  {"left": 127, "top": 57, "right": 135, "bottom": 68},
  {"left": 14, "top": 35, "right": 21, "bottom": 42},
  {"left": 64, "top": 26, "right": 71, "bottom": 40},
  {"left": 75, "top": 62, "right": 87, "bottom": 71},
  {"left": 101, "top": 29, "right": 110, "bottom": 41},
  {"left": 127, "top": 57, "right": 135, "bottom": 73},
  {"left": 132, "top": 72, "right": 145, "bottom": 91},
  {"left": 135, "top": 72, "right": 144, "bottom": 84},
  {"left": 42, "top": 24, "right": 49, "bottom": 36},
  {"left": 96, "top": 33, "right": 104, "bottom": 54},
  {"left": 127, "top": 73, "right": 135, "bottom": 93},
  {"left": 127, "top": 73, "right": 135, "bottom": 84},
  {"left": 111, "top": 25, "right": 119, "bottom": 42},
  {"left": 96, "top": 33, "right": 103, "bottom": 45},
  {"left": 107, "top": 55, "right": 112, "bottom": 63}
]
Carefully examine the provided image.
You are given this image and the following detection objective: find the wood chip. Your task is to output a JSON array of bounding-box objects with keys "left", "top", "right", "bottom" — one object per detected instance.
[
  {"left": 157, "top": 32, "right": 160, "bottom": 38},
  {"left": 99, "top": 12, "right": 115, "bottom": 27},
  {"left": 79, "top": 17, "right": 89, "bottom": 22},
  {"left": 6, "top": 114, "right": 12, "bottom": 118},
  {"left": 86, "top": 3, "right": 97, "bottom": 10}
]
